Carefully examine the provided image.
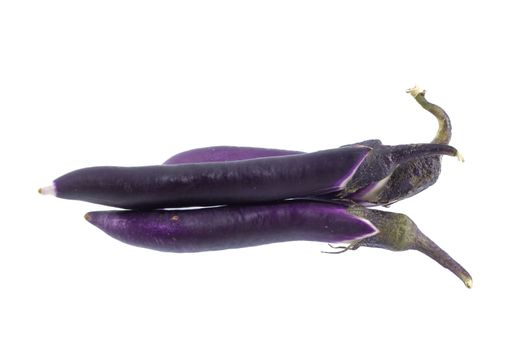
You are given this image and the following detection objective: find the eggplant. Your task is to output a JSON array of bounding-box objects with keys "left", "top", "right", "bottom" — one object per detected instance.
[
  {"left": 84, "top": 201, "right": 378, "bottom": 252},
  {"left": 163, "top": 146, "right": 302, "bottom": 165},
  {"left": 41, "top": 146, "right": 369, "bottom": 209},
  {"left": 86, "top": 201, "right": 472, "bottom": 288},
  {"left": 161, "top": 88, "right": 455, "bottom": 207},
  {"left": 39, "top": 87, "right": 471, "bottom": 288},
  {"left": 40, "top": 143, "right": 459, "bottom": 209},
  {"left": 161, "top": 142, "right": 384, "bottom": 166}
]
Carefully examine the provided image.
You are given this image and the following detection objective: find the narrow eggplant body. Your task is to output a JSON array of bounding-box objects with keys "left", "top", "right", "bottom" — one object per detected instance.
[
  {"left": 85, "top": 202, "right": 378, "bottom": 253},
  {"left": 53, "top": 146, "right": 370, "bottom": 209},
  {"left": 162, "top": 141, "right": 381, "bottom": 165},
  {"left": 163, "top": 146, "right": 303, "bottom": 165}
]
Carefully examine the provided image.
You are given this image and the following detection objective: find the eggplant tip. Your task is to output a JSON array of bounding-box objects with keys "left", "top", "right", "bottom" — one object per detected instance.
[
  {"left": 406, "top": 85, "right": 425, "bottom": 97},
  {"left": 464, "top": 277, "right": 473, "bottom": 289},
  {"left": 456, "top": 151, "right": 465, "bottom": 163},
  {"left": 38, "top": 185, "right": 56, "bottom": 196},
  {"left": 84, "top": 213, "right": 92, "bottom": 222}
]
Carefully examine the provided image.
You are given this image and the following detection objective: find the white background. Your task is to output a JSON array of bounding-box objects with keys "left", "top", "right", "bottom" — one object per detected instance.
[{"left": 1, "top": 1, "right": 523, "bottom": 349}]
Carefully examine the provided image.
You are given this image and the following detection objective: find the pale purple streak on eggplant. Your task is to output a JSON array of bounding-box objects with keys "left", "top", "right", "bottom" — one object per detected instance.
[
  {"left": 85, "top": 201, "right": 378, "bottom": 253},
  {"left": 53, "top": 147, "right": 371, "bottom": 209},
  {"left": 163, "top": 146, "right": 303, "bottom": 165}
]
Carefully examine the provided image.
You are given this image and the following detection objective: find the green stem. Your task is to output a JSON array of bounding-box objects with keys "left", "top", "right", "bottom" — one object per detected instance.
[
  {"left": 345, "top": 206, "right": 472, "bottom": 288},
  {"left": 411, "top": 229, "right": 472, "bottom": 288},
  {"left": 390, "top": 143, "right": 460, "bottom": 165},
  {"left": 407, "top": 86, "right": 452, "bottom": 145}
]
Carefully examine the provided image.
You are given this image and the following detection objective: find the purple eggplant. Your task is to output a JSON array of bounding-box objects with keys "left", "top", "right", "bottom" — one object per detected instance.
[
  {"left": 85, "top": 201, "right": 472, "bottom": 287},
  {"left": 84, "top": 201, "right": 378, "bottom": 252},
  {"left": 42, "top": 146, "right": 369, "bottom": 209},
  {"left": 41, "top": 143, "right": 459, "bottom": 209},
  {"left": 163, "top": 146, "right": 303, "bottom": 165},
  {"left": 39, "top": 87, "right": 471, "bottom": 287},
  {"left": 161, "top": 89, "right": 455, "bottom": 207},
  {"left": 162, "top": 142, "right": 383, "bottom": 165}
]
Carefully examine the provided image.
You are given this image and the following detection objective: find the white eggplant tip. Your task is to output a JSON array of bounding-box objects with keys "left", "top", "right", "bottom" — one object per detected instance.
[
  {"left": 456, "top": 151, "right": 465, "bottom": 163},
  {"left": 38, "top": 185, "right": 56, "bottom": 196},
  {"left": 406, "top": 85, "right": 425, "bottom": 97},
  {"left": 464, "top": 277, "right": 473, "bottom": 289}
]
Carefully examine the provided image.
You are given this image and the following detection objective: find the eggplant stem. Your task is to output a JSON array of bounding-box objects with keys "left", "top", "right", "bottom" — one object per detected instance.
[
  {"left": 411, "top": 229, "right": 473, "bottom": 288},
  {"left": 347, "top": 207, "right": 472, "bottom": 288},
  {"left": 407, "top": 86, "right": 452, "bottom": 145},
  {"left": 390, "top": 143, "right": 460, "bottom": 165}
]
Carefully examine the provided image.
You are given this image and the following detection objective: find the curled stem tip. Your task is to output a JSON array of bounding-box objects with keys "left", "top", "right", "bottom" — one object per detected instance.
[
  {"left": 406, "top": 86, "right": 452, "bottom": 145},
  {"left": 406, "top": 85, "right": 425, "bottom": 97}
]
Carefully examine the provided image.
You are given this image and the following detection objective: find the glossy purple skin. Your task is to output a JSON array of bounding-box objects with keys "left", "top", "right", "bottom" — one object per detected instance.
[
  {"left": 163, "top": 146, "right": 303, "bottom": 165},
  {"left": 54, "top": 146, "right": 370, "bottom": 209},
  {"left": 162, "top": 144, "right": 380, "bottom": 205},
  {"left": 162, "top": 141, "right": 382, "bottom": 165},
  {"left": 85, "top": 201, "right": 378, "bottom": 252}
]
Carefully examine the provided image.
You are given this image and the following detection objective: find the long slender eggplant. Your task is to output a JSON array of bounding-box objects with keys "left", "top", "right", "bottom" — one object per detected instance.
[
  {"left": 84, "top": 201, "right": 378, "bottom": 252},
  {"left": 86, "top": 201, "right": 472, "bottom": 288},
  {"left": 163, "top": 146, "right": 303, "bottom": 165},
  {"left": 162, "top": 140, "right": 383, "bottom": 166},
  {"left": 161, "top": 88, "right": 458, "bottom": 207},
  {"left": 40, "top": 143, "right": 459, "bottom": 209},
  {"left": 40, "top": 146, "right": 369, "bottom": 209}
]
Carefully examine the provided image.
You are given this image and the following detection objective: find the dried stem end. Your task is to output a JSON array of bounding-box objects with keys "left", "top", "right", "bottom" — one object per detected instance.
[{"left": 406, "top": 85, "right": 425, "bottom": 97}]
